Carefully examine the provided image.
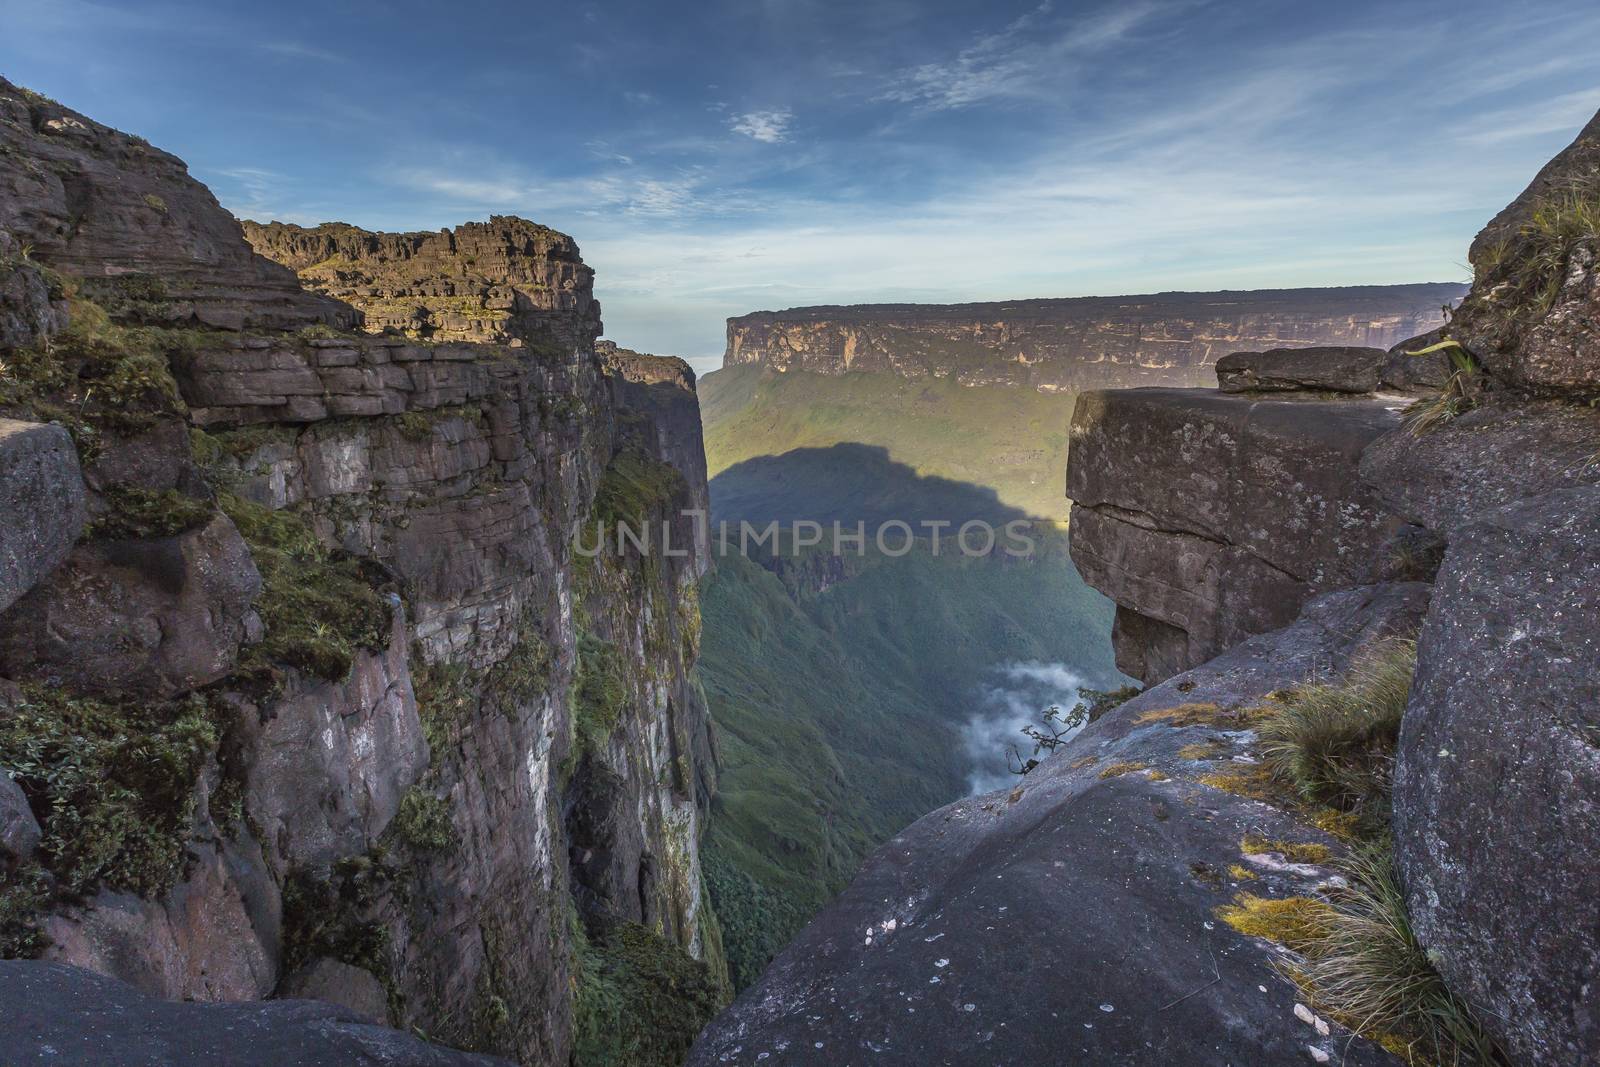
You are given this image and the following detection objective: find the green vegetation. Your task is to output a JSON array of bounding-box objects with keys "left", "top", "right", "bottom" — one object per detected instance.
[
  {"left": 219, "top": 493, "right": 390, "bottom": 683},
  {"left": 1291, "top": 843, "right": 1504, "bottom": 1067},
  {"left": 593, "top": 448, "right": 687, "bottom": 533},
  {"left": 569, "top": 910, "right": 726, "bottom": 1067},
  {"left": 0, "top": 683, "right": 224, "bottom": 953},
  {"left": 1257, "top": 639, "right": 1414, "bottom": 835},
  {"left": 1468, "top": 176, "right": 1600, "bottom": 335},
  {"left": 700, "top": 537, "right": 1117, "bottom": 989},
  {"left": 1402, "top": 345, "right": 1481, "bottom": 436},
  {"left": 280, "top": 851, "right": 398, "bottom": 1008},
  {"left": 88, "top": 485, "right": 215, "bottom": 541},
  {"left": 564, "top": 631, "right": 627, "bottom": 780},
  {"left": 413, "top": 658, "right": 480, "bottom": 755},
  {"left": 390, "top": 787, "right": 454, "bottom": 852},
  {"left": 0, "top": 293, "right": 194, "bottom": 457},
  {"left": 700, "top": 364, "right": 1079, "bottom": 519}
]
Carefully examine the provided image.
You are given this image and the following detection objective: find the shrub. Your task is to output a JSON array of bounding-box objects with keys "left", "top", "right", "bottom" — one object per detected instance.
[
  {"left": 1257, "top": 639, "right": 1414, "bottom": 832},
  {"left": 391, "top": 787, "right": 454, "bottom": 852}
]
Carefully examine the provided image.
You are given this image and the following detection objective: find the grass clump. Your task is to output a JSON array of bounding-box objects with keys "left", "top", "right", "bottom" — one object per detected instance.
[
  {"left": 1257, "top": 639, "right": 1414, "bottom": 833},
  {"left": 569, "top": 910, "right": 727, "bottom": 1067},
  {"left": 88, "top": 486, "right": 215, "bottom": 541},
  {"left": 219, "top": 493, "right": 390, "bottom": 683},
  {"left": 1097, "top": 760, "right": 1148, "bottom": 780},
  {"left": 1468, "top": 176, "right": 1600, "bottom": 337},
  {"left": 0, "top": 684, "right": 218, "bottom": 900},
  {"left": 1291, "top": 843, "right": 1505, "bottom": 1067},
  {"left": 413, "top": 658, "right": 480, "bottom": 755},
  {"left": 390, "top": 787, "right": 454, "bottom": 852},
  {"left": 1402, "top": 344, "right": 1481, "bottom": 437}
]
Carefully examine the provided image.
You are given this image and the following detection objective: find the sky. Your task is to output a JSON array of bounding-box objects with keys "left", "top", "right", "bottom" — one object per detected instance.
[{"left": 2, "top": 1, "right": 1598, "bottom": 374}]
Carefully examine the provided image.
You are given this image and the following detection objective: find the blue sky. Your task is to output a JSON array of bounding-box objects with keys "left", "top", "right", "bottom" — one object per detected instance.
[{"left": 3, "top": 0, "right": 1598, "bottom": 373}]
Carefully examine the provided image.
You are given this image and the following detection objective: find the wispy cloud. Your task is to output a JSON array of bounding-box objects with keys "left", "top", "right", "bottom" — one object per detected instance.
[
  {"left": 1458, "top": 87, "right": 1600, "bottom": 145},
  {"left": 880, "top": 1, "right": 1160, "bottom": 111},
  {"left": 730, "top": 108, "right": 793, "bottom": 143},
  {"left": 259, "top": 40, "right": 342, "bottom": 62}
]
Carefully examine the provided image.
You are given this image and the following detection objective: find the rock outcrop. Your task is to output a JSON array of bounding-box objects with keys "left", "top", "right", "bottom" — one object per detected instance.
[
  {"left": 241, "top": 218, "right": 598, "bottom": 349},
  {"left": 1067, "top": 387, "right": 1407, "bottom": 683},
  {"left": 690, "top": 583, "right": 1427, "bottom": 1066},
  {"left": 1394, "top": 487, "right": 1600, "bottom": 1066},
  {"left": 0, "top": 81, "right": 721, "bottom": 1066},
  {"left": 723, "top": 284, "right": 1463, "bottom": 390}
]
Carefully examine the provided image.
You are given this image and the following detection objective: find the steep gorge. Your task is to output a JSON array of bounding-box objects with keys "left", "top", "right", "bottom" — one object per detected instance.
[{"left": 0, "top": 79, "right": 721, "bottom": 1066}]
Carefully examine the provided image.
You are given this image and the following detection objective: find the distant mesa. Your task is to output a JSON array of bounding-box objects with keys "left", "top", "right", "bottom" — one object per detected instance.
[{"left": 723, "top": 283, "right": 1468, "bottom": 391}]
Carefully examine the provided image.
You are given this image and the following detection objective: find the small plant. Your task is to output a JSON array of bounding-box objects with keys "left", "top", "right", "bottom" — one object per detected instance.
[
  {"left": 1008, "top": 685, "right": 1139, "bottom": 775},
  {"left": 1257, "top": 639, "right": 1415, "bottom": 835},
  {"left": 1402, "top": 344, "right": 1480, "bottom": 436},
  {"left": 142, "top": 193, "right": 167, "bottom": 214}
]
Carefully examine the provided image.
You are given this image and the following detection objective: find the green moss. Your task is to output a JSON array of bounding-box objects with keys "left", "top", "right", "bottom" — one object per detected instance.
[
  {"left": 88, "top": 486, "right": 215, "bottom": 541},
  {"left": 219, "top": 493, "right": 390, "bottom": 683},
  {"left": 0, "top": 685, "right": 219, "bottom": 900},
  {"left": 569, "top": 909, "right": 726, "bottom": 1067},
  {"left": 593, "top": 449, "right": 686, "bottom": 535},
  {"left": 142, "top": 193, "right": 167, "bottom": 214},
  {"left": 390, "top": 787, "right": 454, "bottom": 852},
  {"left": 413, "top": 658, "right": 480, "bottom": 755}
]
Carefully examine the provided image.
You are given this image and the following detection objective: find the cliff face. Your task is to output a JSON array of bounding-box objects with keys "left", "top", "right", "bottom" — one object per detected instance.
[
  {"left": 693, "top": 113, "right": 1600, "bottom": 1067},
  {"left": 0, "top": 78, "right": 721, "bottom": 1066},
  {"left": 722, "top": 285, "right": 1464, "bottom": 389}
]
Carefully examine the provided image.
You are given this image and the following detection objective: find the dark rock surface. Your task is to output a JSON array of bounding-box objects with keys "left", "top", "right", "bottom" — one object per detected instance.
[
  {"left": 0, "top": 769, "right": 40, "bottom": 859},
  {"left": 0, "top": 961, "right": 511, "bottom": 1067},
  {"left": 1359, "top": 397, "right": 1600, "bottom": 540},
  {"left": 278, "top": 958, "right": 392, "bottom": 1027},
  {"left": 690, "top": 583, "right": 1428, "bottom": 1067},
  {"left": 1394, "top": 486, "right": 1600, "bottom": 1067},
  {"left": 0, "top": 79, "right": 353, "bottom": 332},
  {"left": 0, "top": 232, "right": 67, "bottom": 350},
  {"left": 0, "top": 513, "right": 262, "bottom": 696},
  {"left": 721, "top": 285, "right": 1462, "bottom": 390},
  {"left": 1215, "top": 345, "right": 1388, "bottom": 393},
  {"left": 0, "top": 417, "right": 87, "bottom": 614},
  {"left": 1067, "top": 387, "right": 1404, "bottom": 682}
]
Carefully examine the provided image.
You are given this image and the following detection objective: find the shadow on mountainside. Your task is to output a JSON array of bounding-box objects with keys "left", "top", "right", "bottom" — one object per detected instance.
[{"left": 709, "top": 442, "right": 1031, "bottom": 528}]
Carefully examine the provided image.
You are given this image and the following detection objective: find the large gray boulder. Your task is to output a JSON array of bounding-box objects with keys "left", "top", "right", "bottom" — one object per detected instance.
[
  {"left": 0, "top": 418, "right": 86, "bottom": 615},
  {"left": 691, "top": 583, "right": 1429, "bottom": 1067},
  {"left": 278, "top": 958, "right": 392, "bottom": 1027},
  {"left": 1067, "top": 388, "right": 1405, "bottom": 682},
  {"left": 0, "top": 960, "right": 512, "bottom": 1067},
  {"left": 0, "top": 512, "right": 261, "bottom": 696},
  {"left": 1394, "top": 486, "right": 1600, "bottom": 1066}
]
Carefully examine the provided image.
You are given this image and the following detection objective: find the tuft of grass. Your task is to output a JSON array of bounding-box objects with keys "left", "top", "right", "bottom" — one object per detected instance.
[
  {"left": 1256, "top": 640, "right": 1414, "bottom": 832},
  {"left": 219, "top": 493, "right": 390, "bottom": 683},
  {"left": 1217, "top": 893, "right": 1337, "bottom": 953},
  {"left": 1291, "top": 842, "right": 1505, "bottom": 1067},
  {"left": 1402, "top": 349, "right": 1481, "bottom": 437},
  {"left": 390, "top": 787, "right": 454, "bottom": 852},
  {"left": 88, "top": 486, "right": 215, "bottom": 541},
  {"left": 1098, "top": 760, "right": 1148, "bottom": 780}
]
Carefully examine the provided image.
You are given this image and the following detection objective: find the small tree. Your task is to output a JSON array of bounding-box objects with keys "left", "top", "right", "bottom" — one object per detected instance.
[{"left": 1007, "top": 685, "right": 1140, "bottom": 776}]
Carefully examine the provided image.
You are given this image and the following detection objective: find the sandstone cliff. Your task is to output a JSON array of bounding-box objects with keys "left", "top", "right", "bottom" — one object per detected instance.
[
  {"left": 693, "top": 112, "right": 1600, "bottom": 1066},
  {"left": 723, "top": 285, "right": 1464, "bottom": 390},
  {"left": 0, "top": 79, "right": 721, "bottom": 1066}
]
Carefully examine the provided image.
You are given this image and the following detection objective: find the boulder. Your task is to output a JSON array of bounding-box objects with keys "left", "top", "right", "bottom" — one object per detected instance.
[
  {"left": 1215, "top": 345, "right": 1387, "bottom": 393},
  {"left": 278, "top": 958, "right": 391, "bottom": 1027},
  {"left": 0, "top": 771, "right": 40, "bottom": 860},
  {"left": 0, "top": 418, "right": 86, "bottom": 615},
  {"left": 1067, "top": 388, "right": 1404, "bottom": 681},
  {"left": 1394, "top": 486, "right": 1600, "bottom": 1066},
  {"left": 691, "top": 584, "right": 1429, "bottom": 1067},
  {"left": 1360, "top": 398, "right": 1600, "bottom": 541},
  {"left": 0, "top": 961, "right": 513, "bottom": 1066},
  {"left": 0, "top": 512, "right": 261, "bottom": 697}
]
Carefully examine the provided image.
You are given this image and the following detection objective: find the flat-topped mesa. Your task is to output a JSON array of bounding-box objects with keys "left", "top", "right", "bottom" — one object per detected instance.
[
  {"left": 723, "top": 284, "right": 1464, "bottom": 390},
  {"left": 0, "top": 79, "right": 354, "bottom": 332},
  {"left": 242, "top": 217, "right": 600, "bottom": 352}
]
